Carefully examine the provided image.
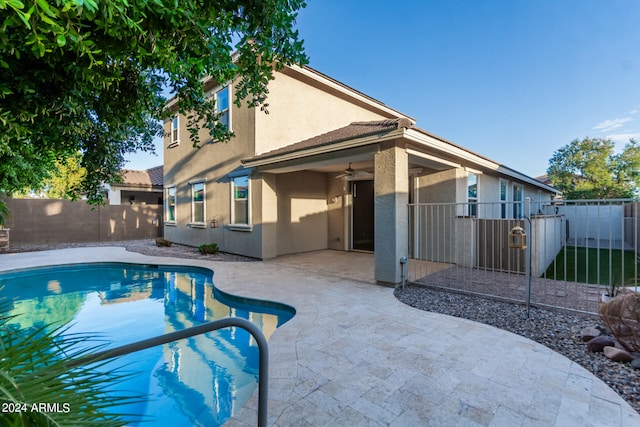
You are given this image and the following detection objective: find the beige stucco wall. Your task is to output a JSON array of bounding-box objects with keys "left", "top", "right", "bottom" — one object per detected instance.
[
  {"left": 254, "top": 71, "right": 398, "bottom": 155},
  {"left": 275, "top": 171, "right": 329, "bottom": 256},
  {"left": 417, "top": 168, "right": 459, "bottom": 204},
  {"left": 163, "top": 93, "right": 264, "bottom": 255},
  {"left": 163, "top": 69, "right": 407, "bottom": 258},
  {"left": 327, "top": 173, "right": 349, "bottom": 250}
]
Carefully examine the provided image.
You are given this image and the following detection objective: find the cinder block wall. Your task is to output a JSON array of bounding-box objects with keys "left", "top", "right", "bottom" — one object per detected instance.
[{"left": 2, "top": 198, "right": 162, "bottom": 244}]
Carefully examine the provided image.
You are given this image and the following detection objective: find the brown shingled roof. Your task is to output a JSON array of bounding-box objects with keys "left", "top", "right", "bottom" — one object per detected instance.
[
  {"left": 119, "top": 165, "right": 163, "bottom": 188},
  {"left": 243, "top": 118, "right": 412, "bottom": 164}
]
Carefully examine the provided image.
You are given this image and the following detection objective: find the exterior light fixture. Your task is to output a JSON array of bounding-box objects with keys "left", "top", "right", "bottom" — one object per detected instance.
[{"left": 508, "top": 225, "right": 527, "bottom": 250}]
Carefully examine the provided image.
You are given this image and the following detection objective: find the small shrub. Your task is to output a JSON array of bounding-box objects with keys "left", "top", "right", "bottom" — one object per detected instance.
[
  {"left": 156, "top": 237, "right": 172, "bottom": 247},
  {"left": 198, "top": 243, "right": 219, "bottom": 255}
]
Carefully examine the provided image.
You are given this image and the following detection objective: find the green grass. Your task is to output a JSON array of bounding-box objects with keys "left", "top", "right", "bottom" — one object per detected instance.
[{"left": 543, "top": 246, "right": 639, "bottom": 287}]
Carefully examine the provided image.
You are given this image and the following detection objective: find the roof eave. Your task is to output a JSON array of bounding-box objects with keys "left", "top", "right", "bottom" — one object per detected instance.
[
  {"left": 405, "top": 129, "right": 560, "bottom": 194},
  {"left": 242, "top": 129, "right": 405, "bottom": 168}
]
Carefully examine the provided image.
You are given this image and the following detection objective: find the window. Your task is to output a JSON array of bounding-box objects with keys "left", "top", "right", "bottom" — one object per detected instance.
[
  {"left": 467, "top": 173, "right": 478, "bottom": 216},
  {"left": 171, "top": 116, "right": 179, "bottom": 145},
  {"left": 166, "top": 187, "right": 176, "bottom": 223},
  {"left": 513, "top": 184, "right": 523, "bottom": 218},
  {"left": 215, "top": 86, "right": 230, "bottom": 131},
  {"left": 191, "top": 181, "right": 205, "bottom": 225},
  {"left": 231, "top": 176, "right": 250, "bottom": 226},
  {"left": 499, "top": 179, "right": 508, "bottom": 219}
]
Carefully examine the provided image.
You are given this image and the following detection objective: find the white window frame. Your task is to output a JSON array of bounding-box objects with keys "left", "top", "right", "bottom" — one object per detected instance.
[
  {"left": 513, "top": 184, "right": 524, "bottom": 219},
  {"left": 229, "top": 175, "right": 252, "bottom": 231},
  {"left": 499, "top": 179, "right": 508, "bottom": 219},
  {"left": 467, "top": 172, "right": 478, "bottom": 217},
  {"left": 165, "top": 186, "right": 177, "bottom": 225},
  {"left": 215, "top": 85, "right": 231, "bottom": 131},
  {"left": 170, "top": 116, "right": 180, "bottom": 147},
  {"left": 189, "top": 180, "right": 206, "bottom": 227}
]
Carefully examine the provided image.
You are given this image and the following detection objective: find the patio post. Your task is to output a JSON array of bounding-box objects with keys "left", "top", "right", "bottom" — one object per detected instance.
[{"left": 374, "top": 142, "right": 408, "bottom": 285}]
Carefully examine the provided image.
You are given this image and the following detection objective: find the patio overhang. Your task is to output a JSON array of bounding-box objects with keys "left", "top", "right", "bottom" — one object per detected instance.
[
  {"left": 241, "top": 119, "right": 412, "bottom": 175},
  {"left": 244, "top": 144, "right": 381, "bottom": 175},
  {"left": 405, "top": 128, "right": 560, "bottom": 194}
]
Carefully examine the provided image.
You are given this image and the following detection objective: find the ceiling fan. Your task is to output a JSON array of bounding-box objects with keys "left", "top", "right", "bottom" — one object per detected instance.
[{"left": 334, "top": 163, "right": 373, "bottom": 180}]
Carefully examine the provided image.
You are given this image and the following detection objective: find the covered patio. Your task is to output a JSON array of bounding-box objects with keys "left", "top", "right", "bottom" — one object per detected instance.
[{"left": 243, "top": 118, "right": 467, "bottom": 286}]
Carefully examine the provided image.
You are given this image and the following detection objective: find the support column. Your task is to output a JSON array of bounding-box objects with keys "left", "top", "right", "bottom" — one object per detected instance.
[
  {"left": 260, "top": 173, "right": 278, "bottom": 259},
  {"left": 374, "top": 142, "right": 409, "bottom": 285}
]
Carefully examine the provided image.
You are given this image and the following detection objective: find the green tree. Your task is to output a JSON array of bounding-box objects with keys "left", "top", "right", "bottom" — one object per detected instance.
[
  {"left": 0, "top": 0, "right": 308, "bottom": 211},
  {"left": 42, "top": 152, "right": 87, "bottom": 200},
  {"left": 547, "top": 137, "right": 640, "bottom": 199}
]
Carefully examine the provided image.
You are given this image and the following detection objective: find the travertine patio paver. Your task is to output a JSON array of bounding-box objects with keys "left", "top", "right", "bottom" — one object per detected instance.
[{"left": 1, "top": 247, "right": 638, "bottom": 426}]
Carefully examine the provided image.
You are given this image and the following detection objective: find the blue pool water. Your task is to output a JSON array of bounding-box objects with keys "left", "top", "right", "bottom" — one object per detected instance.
[{"left": 0, "top": 263, "right": 295, "bottom": 426}]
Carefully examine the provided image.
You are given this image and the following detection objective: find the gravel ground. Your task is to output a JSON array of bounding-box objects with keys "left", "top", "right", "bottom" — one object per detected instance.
[
  {"left": 395, "top": 284, "right": 640, "bottom": 415},
  {"left": 5, "top": 239, "right": 258, "bottom": 262}
]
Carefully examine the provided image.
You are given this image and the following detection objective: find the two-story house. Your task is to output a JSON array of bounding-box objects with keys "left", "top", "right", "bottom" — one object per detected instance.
[{"left": 163, "top": 65, "right": 558, "bottom": 285}]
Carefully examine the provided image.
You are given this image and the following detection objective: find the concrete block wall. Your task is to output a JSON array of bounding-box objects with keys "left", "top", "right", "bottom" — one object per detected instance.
[{"left": 2, "top": 198, "right": 162, "bottom": 245}]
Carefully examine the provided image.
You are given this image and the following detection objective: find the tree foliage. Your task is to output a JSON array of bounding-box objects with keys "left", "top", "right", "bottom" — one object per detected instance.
[
  {"left": 44, "top": 151, "right": 87, "bottom": 200},
  {"left": 547, "top": 137, "right": 640, "bottom": 199},
  {"left": 0, "top": 0, "right": 308, "bottom": 206}
]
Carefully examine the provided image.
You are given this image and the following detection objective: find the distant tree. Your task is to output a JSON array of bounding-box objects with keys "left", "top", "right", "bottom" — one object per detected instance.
[
  {"left": 547, "top": 137, "right": 640, "bottom": 199},
  {"left": 0, "top": 0, "right": 308, "bottom": 214},
  {"left": 42, "top": 152, "right": 87, "bottom": 200}
]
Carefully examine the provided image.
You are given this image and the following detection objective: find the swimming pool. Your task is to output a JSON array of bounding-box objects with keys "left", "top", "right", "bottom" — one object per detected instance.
[{"left": 0, "top": 262, "right": 295, "bottom": 426}]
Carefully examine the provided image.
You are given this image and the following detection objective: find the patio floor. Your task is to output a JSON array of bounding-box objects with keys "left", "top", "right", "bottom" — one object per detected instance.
[{"left": 1, "top": 247, "right": 638, "bottom": 426}]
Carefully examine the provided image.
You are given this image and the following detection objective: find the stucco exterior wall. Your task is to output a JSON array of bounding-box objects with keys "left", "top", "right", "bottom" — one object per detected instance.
[
  {"left": 531, "top": 215, "right": 563, "bottom": 276},
  {"left": 327, "top": 173, "right": 349, "bottom": 250},
  {"left": 417, "top": 168, "right": 459, "bottom": 204},
  {"left": 275, "top": 171, "right": 329, "bottom": 256},
  {"left": 163, "top": 71, "right": 401, "bottom": 258},
  {"left": 163, "top": 95, "right": 262, "bottom": 254},
  {"left": 254, "top": 71, "right": 396, "bottom": 155}
]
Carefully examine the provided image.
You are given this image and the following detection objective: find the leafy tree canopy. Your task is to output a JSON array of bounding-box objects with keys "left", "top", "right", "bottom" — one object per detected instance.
[
  {"left": 0, "top": 0, "right": 308, "bottom": 206},
  {"left": 547, "top": 137, "right": 640, "bottom": 199},
  {"left": 44, "top": 151, "right": 87, "bottom": 200}
]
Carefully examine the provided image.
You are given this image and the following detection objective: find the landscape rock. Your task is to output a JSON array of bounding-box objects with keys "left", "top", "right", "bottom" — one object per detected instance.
[
  {"left": 587, "top": 336, "right": 616, "bottom": 352},
  {"left": 581, "top": 327, "right": 602, "bottom": 342},
  {"left": 632, "top": 358, "right": 640, "bottom": 370},
  {"left": 603, "top": 346, "right": 634, "bottom": 362}
]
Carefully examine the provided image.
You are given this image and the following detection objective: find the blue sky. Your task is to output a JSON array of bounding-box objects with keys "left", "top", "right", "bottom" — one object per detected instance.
[{"left": 126, "top": 0, "right": 640, "bottom": 178}]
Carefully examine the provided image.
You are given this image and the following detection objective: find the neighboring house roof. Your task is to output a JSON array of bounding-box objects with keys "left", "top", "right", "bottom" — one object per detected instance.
[
  {"left": 116, "top": 165, "right": 164, "bottom": 189},
  {"left": 535, "top": 174, "right": 552, "bottom": 185}
]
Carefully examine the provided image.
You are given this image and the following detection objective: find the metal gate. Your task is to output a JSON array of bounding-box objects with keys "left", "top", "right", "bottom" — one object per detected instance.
[{"left": 408, "top": 199, "right": 639, "bottom": 314}]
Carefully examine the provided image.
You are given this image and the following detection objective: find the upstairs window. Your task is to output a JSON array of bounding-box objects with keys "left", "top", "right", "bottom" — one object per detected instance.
[
  {"left": 215, "top": 86, "right": 230, "bottom": 131},
  {"left": 171, "top": 116, "right": 179, "bottom": 145}
]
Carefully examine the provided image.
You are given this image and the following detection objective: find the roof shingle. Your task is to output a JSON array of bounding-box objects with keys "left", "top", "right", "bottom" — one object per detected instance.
[
  {"left": 243, "top": 118, "right": 412, "bottom": 164},
  {"left": 119, "top": 165, "right": 163, "bottom": 188}
]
